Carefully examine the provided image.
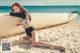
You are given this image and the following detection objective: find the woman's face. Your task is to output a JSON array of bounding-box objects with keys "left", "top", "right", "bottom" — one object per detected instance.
[{"left": 13, "top": 6, "right": 20, "bottom": 12}]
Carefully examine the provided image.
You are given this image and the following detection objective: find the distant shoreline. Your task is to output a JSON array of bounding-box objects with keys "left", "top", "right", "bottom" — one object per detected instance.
[{"left": 0, "top": 5, "right": 80, "bottom": 7}]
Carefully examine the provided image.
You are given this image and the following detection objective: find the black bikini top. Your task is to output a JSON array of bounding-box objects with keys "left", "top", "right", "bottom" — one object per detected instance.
[{"left": 9, "top": 11, "right": 27, "bottom": 19}]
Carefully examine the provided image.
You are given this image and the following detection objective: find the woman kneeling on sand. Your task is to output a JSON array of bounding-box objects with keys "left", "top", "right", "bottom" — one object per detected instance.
[{"left": 10, "top": 2, "right": 66, "bottom": 52}]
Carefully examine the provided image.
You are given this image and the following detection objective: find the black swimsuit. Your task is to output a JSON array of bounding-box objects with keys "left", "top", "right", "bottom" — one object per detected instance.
[
  {"left": 9, "top": 12, "right": 35, "bottom": 37},
  {"left": 25, "top": 26, "right": 35, "bottom": 37}
]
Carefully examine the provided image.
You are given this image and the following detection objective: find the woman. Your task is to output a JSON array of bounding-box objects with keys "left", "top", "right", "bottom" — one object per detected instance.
[{"left": 10, "top": 3, "right": 65, "bottom": 52}]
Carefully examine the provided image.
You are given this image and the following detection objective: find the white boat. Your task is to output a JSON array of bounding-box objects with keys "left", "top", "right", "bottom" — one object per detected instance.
[{"left": 0, "top": 13, "right": 78, "bottom": 37}]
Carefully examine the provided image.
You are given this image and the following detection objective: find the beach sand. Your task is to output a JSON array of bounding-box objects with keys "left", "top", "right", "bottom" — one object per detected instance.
[{"left": 0, "top": 19, "right": 80, "bottom": 53}]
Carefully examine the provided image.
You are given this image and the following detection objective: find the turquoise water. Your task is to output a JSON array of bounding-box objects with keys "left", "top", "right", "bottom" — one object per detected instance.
[
  {"left": 0, "top": 6, "right": 80, "bottom": 19},
  {"left": 0, "top": 6, "right": 80, "bottom": 13}
]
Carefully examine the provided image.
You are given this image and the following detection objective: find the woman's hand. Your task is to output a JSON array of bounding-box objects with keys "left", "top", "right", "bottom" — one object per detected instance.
[
  {"left": 16, "top": 18, "right": 23, "bottom": 26},
  {"left": 17, "top": 23, "right": 20, "bottom": 26},
  {"left": 16, "top": 23, "right": 20, "bottom": 26},
  {"left": 16, "top": 21, "right": 21, "bottom": 26}
]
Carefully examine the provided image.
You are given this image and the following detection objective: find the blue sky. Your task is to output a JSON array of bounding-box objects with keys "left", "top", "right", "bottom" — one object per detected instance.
[{"left": 0, "top": 0, "right": 80, "bottom": 6}]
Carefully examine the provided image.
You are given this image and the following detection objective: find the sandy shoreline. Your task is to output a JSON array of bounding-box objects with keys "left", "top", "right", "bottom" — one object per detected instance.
[{"left": 0, "top": 19, "right": 80, "bottom": 53}]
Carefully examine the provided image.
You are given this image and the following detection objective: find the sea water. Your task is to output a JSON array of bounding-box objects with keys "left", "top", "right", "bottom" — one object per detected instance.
[{"left": 0, "top": 6, "right": 80, "bottom": 19}]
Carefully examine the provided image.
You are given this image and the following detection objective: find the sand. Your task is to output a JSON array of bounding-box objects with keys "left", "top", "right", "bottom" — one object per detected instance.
[{"left": 0, "top": 19, "right": 80, "bottom": 53}]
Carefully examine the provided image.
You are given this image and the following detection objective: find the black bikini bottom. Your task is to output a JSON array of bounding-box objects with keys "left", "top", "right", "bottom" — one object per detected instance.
[{"left": 25, "top": 26, "right": 36, "bottom": 37}]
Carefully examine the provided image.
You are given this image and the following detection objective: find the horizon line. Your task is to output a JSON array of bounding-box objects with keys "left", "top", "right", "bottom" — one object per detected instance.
[{"left": 0, "top": 5, "right": 80, "bottom": 6}]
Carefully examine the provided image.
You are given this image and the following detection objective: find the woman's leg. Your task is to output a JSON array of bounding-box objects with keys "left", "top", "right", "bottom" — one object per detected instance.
[
  {"left": 18, "top": 23, "right": 32, "bottom": 45},
  {"left": 30, "top": 30, "right": 65, "bottom": 51},
  {"left": 18, "top": 36, "right": 32, "bottom": 45}
]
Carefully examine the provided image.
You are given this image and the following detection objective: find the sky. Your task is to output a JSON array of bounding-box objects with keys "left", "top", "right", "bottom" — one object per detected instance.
[{"left": 0, "top": 0, "right": 80, "bottom": 6}]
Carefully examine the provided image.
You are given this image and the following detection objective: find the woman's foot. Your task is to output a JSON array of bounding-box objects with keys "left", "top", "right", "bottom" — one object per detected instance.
[{"left": 50, "top": 46, "right": 65, "bottom": 52}]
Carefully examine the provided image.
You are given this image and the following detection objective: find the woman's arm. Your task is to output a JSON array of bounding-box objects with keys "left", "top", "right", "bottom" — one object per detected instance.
[
  {"left": 28, "top": 13, "right": 32, "bottom": 22},
  {"left": 10, "top": 12, "right": 17, "bottom": 16},
  {"left": 9, "top": 12, "right": 19, "bottom": 17},
  {"left": 25, "top": 9, "right": 32, "bottom": 22}
]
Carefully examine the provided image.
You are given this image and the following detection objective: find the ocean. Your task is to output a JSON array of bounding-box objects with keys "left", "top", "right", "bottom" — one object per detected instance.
[
  {"left": 0, "top": 6, "right": 80, "bottom": 13},
  {"left": 0, "top": 6, "right": 80, "bottom": 19}
]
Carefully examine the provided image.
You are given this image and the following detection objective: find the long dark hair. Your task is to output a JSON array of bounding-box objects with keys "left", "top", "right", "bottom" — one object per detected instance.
[{"left": 12, "top": 2, "right": 31, "bottom": 22}]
